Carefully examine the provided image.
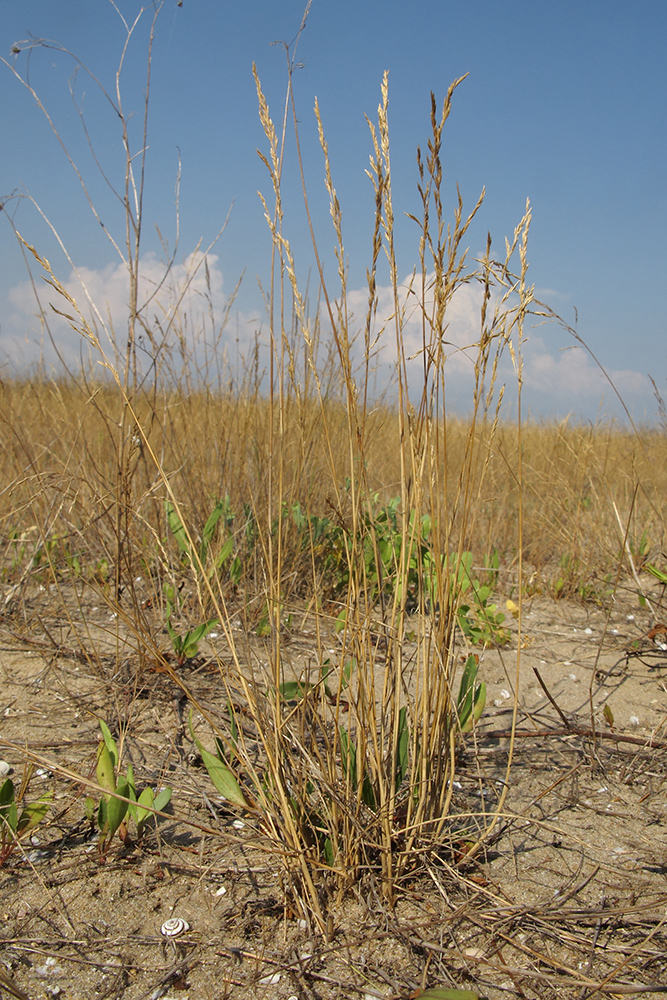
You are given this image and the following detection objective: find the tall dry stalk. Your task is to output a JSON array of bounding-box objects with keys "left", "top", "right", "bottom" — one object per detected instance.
[{"left": 5, "top": 0, "right": 666, "bottom": 940}]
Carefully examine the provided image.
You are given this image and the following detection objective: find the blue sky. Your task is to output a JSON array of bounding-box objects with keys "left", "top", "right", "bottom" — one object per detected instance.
[{"left": 1, "top": 0, "right": 665, "bottom": 422}]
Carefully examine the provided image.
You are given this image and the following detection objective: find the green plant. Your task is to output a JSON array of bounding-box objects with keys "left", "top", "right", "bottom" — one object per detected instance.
[
  {"left": 456, "top": 655, "right": 487, "bottom": 732},
  {"left": 0, "top": 773, "right": 53, "bottom": 865},
  {"left": 164, "top": 585, "right": 219, "bottom": 664},
  {"left": 189, "top": 713, "right": 248, "bottom": 809},
  {"left": 87, "top": 721, "right": 172, "bottom": 852},
  {"left": 166, "top": 497, "right": 243, "bottom": 587},
  {"left": 630, "top": 529, "right": 651, "bottom": 569}
]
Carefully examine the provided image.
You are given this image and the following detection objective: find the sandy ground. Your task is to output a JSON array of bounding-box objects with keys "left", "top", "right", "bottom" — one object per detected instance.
[{"left": 1, "top": 579, "right": 667, "bottom": 1000}]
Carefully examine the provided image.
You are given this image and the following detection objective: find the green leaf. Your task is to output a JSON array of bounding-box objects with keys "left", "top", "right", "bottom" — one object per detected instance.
[
  {"left": 98, "top": 720, "right": 118, "bottom": 769},
  {"left": 189, "top": 711, "right": 248, "bottom": 808},
  {"left": 0, "top": 777, "right": 15, "bottom": 812},
  {"left": 457, "top": 657, "right": 486, "bottom": 732},
  {"left": 125, "top": 763, "right": 136, "bottom": 798},
  {"left": 0, "top": 778, "right": 17, "bottom": 835},
  {"left": 278, "top": 680, "right": 309, "bottom": 701},
  {"left": 134, "top": 786, "right": 171, "bottom": 836},
  {"left": 201, "top": 500, "right": 226, "bottom": 559},
  {"left": 16, "top": 791, "right": 53, "bottom": 837},
  {"left": 153, "top": 787, "right": 172, "bottom": 813},
  {"left": 213, "top": 535, "right": 234, "bottom": 570},
  {"left": 186, "top": 619, "right": 219, "bottom": 648},
  {"left": 96, "top": 741, "right": 116, "bottom": 797},
  {"left": 396, "top": 706, "right": 409, "bottom": 791},
  {"left": 646, "top": 562, "right": 667, "bottom": 584},
  {"left": 106, "top": 776, "right": 129, "bottom": 839},
  {"left": 166, "top": 500, "right": 191, "bottom": 556}
]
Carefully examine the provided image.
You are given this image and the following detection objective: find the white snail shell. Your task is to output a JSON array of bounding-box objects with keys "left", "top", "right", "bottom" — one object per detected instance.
[{"left": 160, "top": 917, "right": 190, "bottom": 938}]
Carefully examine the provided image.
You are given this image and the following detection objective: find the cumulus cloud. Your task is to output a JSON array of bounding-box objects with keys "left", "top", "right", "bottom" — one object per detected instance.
[
  {"left": 1, "top": 254, "right": 653, "bottom": 421},
  {"left": 2, "top": 251, "right": 243, "bottom": 375},
  {"left": 341, "top": 270, "right": 653, "bottom": 421}
]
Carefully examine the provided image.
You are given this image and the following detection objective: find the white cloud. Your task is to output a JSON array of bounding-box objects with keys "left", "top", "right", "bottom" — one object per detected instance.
[
  {"left": 1, "top": 255, "right": 654, "bottom": 422},
  {"left": 342, "top": 271, "right": 653, "bottom": 421},
  {"left": 2, "top": 251, "right": 240, "bottom": 374},
  {"left": 519, "top": 334, "right": 652, "bottom": 419}
]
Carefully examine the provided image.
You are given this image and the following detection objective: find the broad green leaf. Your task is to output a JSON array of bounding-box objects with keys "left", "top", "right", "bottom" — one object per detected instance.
[
  {"left": 125, "top": 763, "right": 136, "bottom": 798},
  {"left": 96, "top": 741, "right": 116, "bottom": 797},
  {"left": 16, "top": 791, "right": 53, "bottom": 837},
  {"left": 134, "top": 787, "right": 154, "bottom": 831},
  {"left": 0, "top": 777, "right": 15, "bottom": 812},
  {"left": 213, "top": 535, "right": 234, "bottom": 570},
  {"left": 106, "top": 776, "right": 129, "bottom": 838},
  {"left": 153, "top": 787, "right": 172, "bottom": 813},
  {"left": 646, "top": 562, "right": 667, "bottom": 584},
  {"left": 98, "top": 720, "right": 118, "bottom": 769},
  {"left": 278, "top": 680, "right": 309, "bottom": 701},
  {"left": 189, "top": 712, "right": 248, "bottom": 808},
  {"left": 201, "top": 500, "right": 225, "bottom": 557},
  {"left": 186, "top": 619, "right": 218, "bottom": 647},
  {"left": 0, "top": 779, "right": 18, "bottom": 836}
]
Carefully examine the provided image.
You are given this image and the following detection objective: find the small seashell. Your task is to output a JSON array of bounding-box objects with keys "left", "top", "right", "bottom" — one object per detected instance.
[
  {"left": 0, "top": 760, "right": 11, "bottom": 776},
  {"left": 160, "top": 917, "right": 190, "bottom": 938},
  {"left": 258, "top": 973, "right": 280, "bottom": 986},
  {"left": 232, "top": 819, "right": 245, "bottom": 830},
  {"left": 214, "top": 885, "right": 227, "bottom": 896}
]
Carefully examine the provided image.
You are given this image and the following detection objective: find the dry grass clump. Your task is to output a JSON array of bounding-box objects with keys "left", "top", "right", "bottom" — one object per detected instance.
[{"left": 1, "top": 4, "right": 666, "bottom": 944}]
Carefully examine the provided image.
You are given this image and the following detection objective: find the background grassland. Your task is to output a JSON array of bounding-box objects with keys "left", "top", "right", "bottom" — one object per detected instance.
[{"left": 1, "top": 375, "right": 665, "bottom": 603}]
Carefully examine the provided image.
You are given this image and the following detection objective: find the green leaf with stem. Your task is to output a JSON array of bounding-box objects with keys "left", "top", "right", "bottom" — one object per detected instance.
[
  {"left": 188, "top": 711, "right": 248, "bottom": 808},
  {"left": 457, "top": 656, "right": 487, "bottom": 733}
]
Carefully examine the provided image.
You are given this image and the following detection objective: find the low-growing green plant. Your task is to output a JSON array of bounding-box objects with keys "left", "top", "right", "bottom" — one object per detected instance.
[
  {"left": 288, "top": 492, "right": 508, "bottom": 645},
  {"left": 166, "top": 497, "right": 243, "bottom": 587},
  {"left": 86, "top": 721, "right": 172, "bottom": 853},
  {"left": 0, "top": 773, "right": 53, "bottom": 865},
  {"left": 164, "top": 585, "right": 218, "bottom": 664}
]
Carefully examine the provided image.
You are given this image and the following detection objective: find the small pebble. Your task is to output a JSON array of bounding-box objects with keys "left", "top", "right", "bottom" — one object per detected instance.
[{"left": 629, "top": 715, "right": 640, "bottom": 726}]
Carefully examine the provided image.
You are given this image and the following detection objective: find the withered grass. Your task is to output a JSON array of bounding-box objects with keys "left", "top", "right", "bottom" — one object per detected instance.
[{"left": 1, "top": 5, "right": 667, "bottom": 994}]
